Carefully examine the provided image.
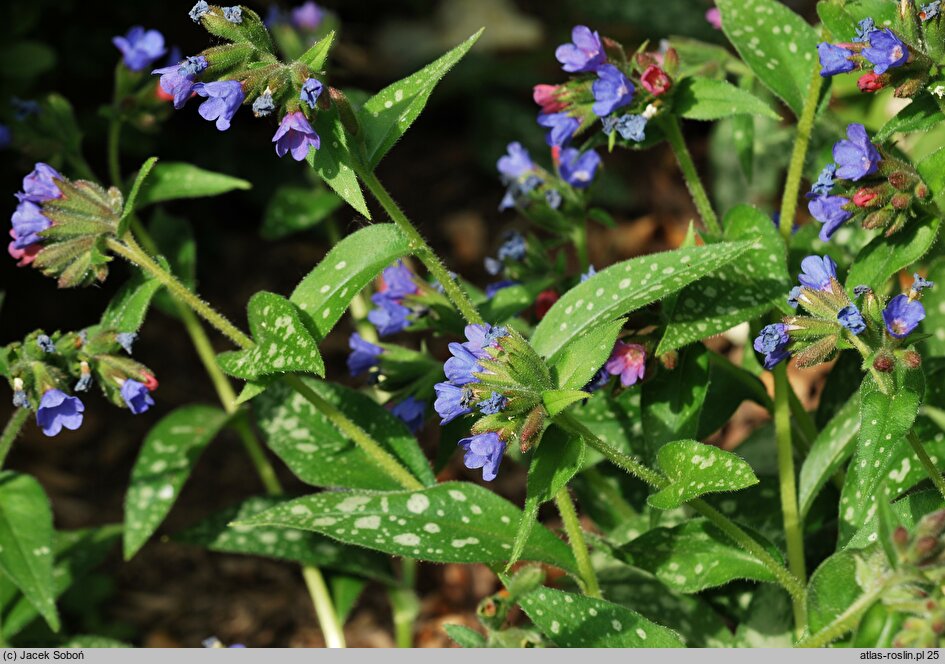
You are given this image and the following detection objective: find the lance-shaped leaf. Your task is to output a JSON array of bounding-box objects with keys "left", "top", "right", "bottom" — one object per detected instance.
[
  {"left": 922, "top": 259, "right": 945, "bottom": 357},
  {"left": 99, "top": 271, "right": 163, "bottom": 334},
  {"left": 844, "top": 217, "right": 940, "bottom": 294},
  {"left": 134, "top": 161, "right": 250, "bottom": 207},
  {"left": 117, "top": 156, "right": 158, "bottom": 235},
  {"left": 123, "top": 406, "right": 229, "bottom": 559},
  {"left": 299, "top": 30, "right": 335, "bottom": 70},
  {"left": 648, "top": 440, "right": 759, "bottom": 510},
  {"left": 799, "top": 393, "right": 860, "bottom": 518},
  {"left": 217, "top": 291, "right": 324, "bottom": 380},
  {"left": 359, "top": 30, "right": 483, "bottom": 168},
  {"left": 641, "top": 344, "right": 709, "bottom": 458},
  {"left": 675, "top": 77, "right": 780, "bottom": 121},
  {"left": 235, "top": 482, "right": 577, "bottom": 573},
  {"left": 307, "top": 105, "right": 370, "bottom": 218},
  {"left": 876, "top": 94, "right": 945, "bottom": 141},
  {"left": 550, "top": 318, "right": 623, "bottom": 391},
  {"left": 260, "top": 186, "right": 342, "bottom": 240},
  {"left": 532, "top": 240, "right": 752, "bottom": 361},
  {"left": 806, "top": 550, "right": 870, "bottom": 635}
]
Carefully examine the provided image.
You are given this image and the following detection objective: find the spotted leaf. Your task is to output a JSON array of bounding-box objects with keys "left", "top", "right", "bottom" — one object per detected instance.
[
  {"left": 307, "top": 105, "right": 370, "bottom": 218},
  {"left": 799, "top": 393, "right": 860, "bottom": 518},
  {"left": 844, "top": 217, "right": 940, "bottom": 294},
  {"left": 648, "top": 440, "right": 759, "bottom": 510}
]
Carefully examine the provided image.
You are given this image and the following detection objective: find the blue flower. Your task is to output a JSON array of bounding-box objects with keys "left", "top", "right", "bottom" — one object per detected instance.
[
  {"left": 36, "top": 335, "right": 55, "bottom": 353},
  {"left": 17, "top": 163, "right": 63, "bottom": 203},
  {"left": 808, "top": 195, "right": 853, "bottom": 242},
  {"left": 444, "top": 342, "right": 482, "bottom": 385},
  {"left": 537, "top": 112, "right": 579, "bottom": 147},
  {"left": 459, "top": 432, "right": 506, "bottom": 481},
  {"left": 222, "top": 6, "right": 243, "bottom": 23},
  {"left": 189, "top": 1, "right": 210, "bottom": 22},
  {"left": 911, "top": 273, "right": 934, "bottom": 295},
  {"left": 193, "top": 80, "right": 245, "bottom": 131},
  {"left": 808, "top": 163, "right": 837, "bottom": 197},
  {"left": 74, "top": 372, "right": 92, "bottom": 393},
  {"left": 36, "top": 389, "right": 84, "bottom": 437},
  {"left": 116, "top": 332, "right": 136, "bottom": 355},
  {"left": 13, "top": 389, "right": 29, "bottom": 408},
  {"left": 485, "top": 280, "right": 518, "bottom": 298},
  {"left": 545, "top": 189, "right": 562, "bottom": 209},
  {"left": 152, "top": 56, "right": 208, "bottom": 109},
  {"left": 380, "top": 261, "right": 418, "bottom": 300},
  {"left": 462, "top": 324, "right": 508, "bottom": 359},
  {"left": 863, "top": 28, "right": 909, "bottom": 74},
  {"left": 555, "top": 25, "right": 606, "bottom": 73},
  {"left": 273, "top": 111, "right": 320, "bottom": 160},
  {"left": 798, "top": 255, "right": 838, "bottom": 291},
  {"left": 753, "top": 323, "right": 791, "bottom": 370},
  {"left": 883, "top": 294, "right": 925, "bottom": 338},
  {"left": 497, "top": 142, "right": 533, "bottom": 180},
  {"left": 11, "top": 201, "right": 51, "bottom": 249},
  {"left": 558, "top": 148, "right": 601, "bottom": 189},
  {"left": 347, "top": 333, "right": 383, "bottom": 377},
  {"left": 853, "top": 17, "right": 876, "bottom": 42},
  {"left": 853, "top": 285, "right": 871, "bottom": 297},
  {"left": 581, "top": 265, "right": 597, "bottom": 282},
  {"left": 818, "top": 43, "right": 856, "bottom": 77},
  {"left": 252, "top": 91, "right": 275, "bottom": 117},
  {"left": 477, "top": 391, "right": 508, "bottom": 415},
  {"left": 368, "top": 296, "right": 411, "bottom": 336},
  {"left": 592, "top": 64, "right": 634, "bottom": 117},
  {"left": 484, "top": 256, "right": 503, "bottom": 275},
  {"left": 606, "top": 114, "right": 647, "bottom": 142},
  {"left": 113, "top": 27, "right": 167, "bottom": 72},
  {"left": 582, "top": 367, "right": 611, "bottom": 393},
  {"left": 921, "top": 2, "right": 941, "bottom": 20},
  {"left": 497, "top": 232, "right": 526, "bottom": 262},
  {"left": 121, "top": 379, "right": 154, "bottom": 415},
  {"left": 300, "top": 78, "right": 323, "bottom": 109},
  {"left": 433, "top": 382, "right": 473, "bottom": 424},
  {"left": 833, "top": 123, "right": 881, "bottom": 181},
  {"left": 787, "top": 286, "right": 802, "bottom": 309},
  {"left": 837, "top": 304, "right": 866, "bottom": 335},
  {"left": 391, "top": 396, "right": 426, "bottom": 433}
]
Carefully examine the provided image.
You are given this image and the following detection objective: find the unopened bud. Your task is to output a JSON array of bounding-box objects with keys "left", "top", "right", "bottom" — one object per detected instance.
[
  {"left": 519, "top": 406, "right": 546, "bottom": 453},
  {"left": 659, "top": 350, "right": 678, "bottom": 370},
  {"left": 895, "top": 77, "right": 924, "bottom": 98},
  {"left": 891, "top": 193, "right": 912, "bottom": 209},
  {"left": 853, "top": 188, "right": 879, "bottom": 207},
  {"left": 873, "top": 353, "right": 895, "bottom": 373},
  {"left": 857, "top": 71, "right": 887, "bottom": 93},
  {"left": 894, "top": 525, "right": 910, "bottom": 547},
  {"left": 328, "top": 86, "right": 359, "bottom": 136},
  {"left": 915, "top": 182, "right": 929, "bottom": 199},
  {"left": 903, "top": 350, "right": 922, "bottom": 369},
  {"left": 888, "top": 170, "right": 912, "bottom": 190},
  {"left": 914, "top": 535, "right": 938, "bottom": 558},
  {"left": 862, "top": 209, "right": 893, "bottom": 229}
]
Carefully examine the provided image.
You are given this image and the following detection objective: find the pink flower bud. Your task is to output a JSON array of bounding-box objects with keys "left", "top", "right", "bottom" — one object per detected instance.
[
  {"left": 852, "top": 188, "right": 878, "bottom": 207},
  {"left": 532, "top": 84, "right": 566, "bottom": 113},
  {"left": 641, "top": 65, "right": 672, "bottom": 96},
  {"left": 857, "top": 72, "right": 886, "bottom": 93}
]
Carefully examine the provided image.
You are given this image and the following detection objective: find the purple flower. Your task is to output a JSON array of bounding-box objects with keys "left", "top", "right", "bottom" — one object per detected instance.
[
  {"left": 36, "top": 335, "right": 55, "bottom": 353},
  {"left": 434, "top": 382, "right": 473, "bottom": 424},
  {"left": 391, "top": 396, "right": 426, "bottom": 433},
  {"left": 592, "top": 64, "right": 634, "bottom": 117},
  {"left": 818, "top": 43, "right": 856, "bottom": 77},
  {"left": 152, "top": 56, "right": 207, "bottom": 109},
  {"left": 477, "top": 391, "right": 508, "bottom": 415},
  {"left": 292, "top": 1, "right": 324, "bottom": 30},
  {"left": 833, "top": 123, "right": 881, "bottom": 181},
  {"left": 753, "top": 324, "right": 791, "bottom": 370},
  {"left": 193, "top": 80, "right": 245, "bottom": 131},
  {"left": 121, "top": 379, "right": 155, "bottom": 414},
  {"left": 368, "top": 296, "right": 411, "bottom": 337},
  {"left": 458, "top": 432, "right": 506, "bottom": 481},
  {"left": 808, "top": 163, "right": 837, "bottom": 197},
  {"left": 605, "top": 341, "right": 646, "bottom": 387},
  {"left": 837, "top": 304, "right": 866, "bottom": 335},
  {"left": 558, "top": 148, "right": 601, "bottom": 189},
  {"left": 222, "top": 6, "right": 243, "bottom": 23},
  {"left": 300, "top": 78, "right": 323, "bottom": 109},
  {"left": 347, "top": 333, "right": 383, "bottom": 376},
  {"left": 485, "top": 280, "right": 518, "bottom": 298},
  {"left": 113, "top": 27, "right": 167, "bottom": 72},
  {"left": 273, "top": 111, "right": 320, "bottom": 161},
  {"left": 36, "top": 389, "right": 84, "bottom": 437},
  {"left": 497, "top": 142, "right": 533, "bottom": 180},
  {"left": 189, "top": 1, "right": 210, "bottom": 22},
  {"left": 444, "top": 342, "right": 483, "bottom": 385},
  {"left": 883, "top": 294, "right": 925, "bottom": 338},
  {"left": 798, "top": 255, "right": 838, "bottom": 291},
  {"left": 787, "top": 286, "right": 802, "bottom": 309},
  {"left": 808, "top": 195, "right": 853, "bottom": 242},
  {"left": 853, "top": 17, "right": 876, "bottom": 43},
  {"left": 537, "top": 112, "right": 579, "bottom": 147},
  {"left": 379, "top": 261, "right": 418, "bottom": 300},
  {"left": 862, "top": 28, "right": 909, "bottom": 74},
  {"left": 11, "top": 201, "right": 51, "bottom": 249},
  {"left": 555, "top": 25, "right": 606, "bottom": 73},
  {"left": 17, "top": 163, "right": 62, "bottom": 203},
  {"left": 497, "top": 232, "right": 526, "bottom": 262}
]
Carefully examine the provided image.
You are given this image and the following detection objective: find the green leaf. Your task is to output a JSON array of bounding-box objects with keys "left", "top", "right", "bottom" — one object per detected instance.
[
  {"left": 477, "top": 278, "right": 554, "bottom": 323},
  {"left": 816, "top": 0, "right": 901, "bottom": 44},
  {"left": 922, "top": 259, "right": 945, "bottom": 356},
  {"left": 359, "top": 30, "right": 482, "bottom": 168},
  {"left": 733, "top": 586, "right": 794, "bottom": 647},
  {"left": 618, "top": 518, "right": 781, "bottom": 592},
  {"left": 123, "top": 406, "right": 229, "bottom": 560},
  {"left": 641, "top": 344, "right": 709, "bottom": 458},
  {"left": 444, "top": 624, "right": 487, "bottom": 648},
  {"left": 551, "top": 318, "right": 623, "bottom": 391},
  {"left": 0, "top": 472, "right": 58, "bottom": 631},
  {"left": 532, "top": 240, "right": 752, "bottom": 361},
  {"left": 256, "top": 378, "right": 435, "bottom": 490},
  {"left": 99, "top": 271, "right": 162, "bottom": 334},
  {"left": 806, "top": 550, "right": 868, "bottom": 634},
  {"left": 260, "top": 186, "right": 342, "bottom": 240},
  {"left": 698, "top": 353, "right": 771, "bottom": 438},
  {"left": 117, "top": 156, "right": 158, "bottom": 235},
  {"left": 332, "top": 575, "right": 367, "bottom": 623},
  {"left": 134, "top": 162, "right": 250, "bottom": 207},
  {"left": 799, "top": 393, "right": 859, "bottom": 518},
  {"left": 918, "top": 147, "right": 945, "bottom": 209},
  {"left": 542, "top": 390, "right": 590, "bottom": 417},
  {"left": 839, "top": 372, "right": 925, "bottom": 544},
  {"left": 516, "top": 585, "right": 684, "bottom": 647},
  {"left": 716, "top": 0, "right": 819, "bottom": 117},
  {"left": 847, "top": 489, "right": 944, "bottom": 550},
  {"left": 648, "top": 440, "right": 759, "bottom": 510},
  {"left": 236, "top": 482, "right": 577, "bottom": 572},
  {"left": 307, "top": 105, "right": 370, "bottom": 218},
  {"left": 675, "top": 77, "right": 780, "bottom": 121},
  {"left": 658, "top": 205, "right": 790, "bottom": 353},
  {"left": 217, "top": 291, "right": 325, "bottom": 380},
  {"left": 844, "top": 217, "right": 940, "bottom": 294},
  {"left": 876, "top": 94, "right": 945, "bottom": 141},
  {"left": 299, "top": 30, "right": 335, "bottom": 70},
  {"left": 174, "top": 496, "right": 395, "bottom": 584},
  {"left": 572, "top": 390, "right": 643, "bottom": 465},
  {"left": 290, "top": 224, "right": 410, "bottom": 340}
]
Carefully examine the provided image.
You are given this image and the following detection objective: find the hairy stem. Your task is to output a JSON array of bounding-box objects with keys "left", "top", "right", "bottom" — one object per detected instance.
[
  {"left": 908, "top": 429, "right": 945, "bottom": 501},
  {"left": 302, "top": 566, "right": 347, "bottom": 648},
  {"left": 660, "top": 115, "right": 722, "bottom": 236},
  {"left": 554, "top": 487, "right": 600, "bottom": 598},
  {"left": 0, "top": 408, "right": 30, "bottom": 470},
  {"left": 778, "top": 62, "right": 824, "bottom": 239},
  {"left": 795, "top": 587, "right": 885, "bottom": 648}
]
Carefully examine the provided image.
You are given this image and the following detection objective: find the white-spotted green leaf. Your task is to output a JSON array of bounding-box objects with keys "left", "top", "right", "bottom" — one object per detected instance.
[
  {"left": 123, "top": 406, "right": 229, "bottom": 560},
  {"left": 716, "top": 0, "right": 819, "bottom": 117},
  {"left": 551, "top": 318, "right": 623, "bottom": 391},
  {"left": 573, "top": 390, "right": 644, "bottom": 464},
  {"left": 532, "top": 240, "right": 752, "bottom": 361},
  {"left": 675, "top": 77, "right": 780, "bottom": 121},
  {"left": 845, "top": 217, "right": 940, "bottom": 294},
  {"left": 641, "top": 344, "right": 709, "bottom": 458},
  {"left": 360, "top": 30, "right": 482, "bottom": 168},
  {"left": 217, "top": 292, "right": 324, "bottom": 380},
  {"left": 290, "top": 224, "right": 410, "bottom": 340},
  {"left": 260, "top": 186, "right": 343, "bottom": 240},
  {"left": 174, "top": 497, "right": 395, "bottom": 584},
  {"left": 658, "top": 205, "right": 789, "bottom": 354},
  {"left": 308, "top": 105, "right": 370, "bottom": 218},
  {"left": 649, "top": 440, "right": 759, "bottom": 510},
  {"left": 134, "top": 162, "right": 250, "bottom": 207},
  {"left": 235, "top": 481, "right": 577, "bottom": 572},
  {"left": 0, "top": 472, "right": 58, "bottom": 632},
  {"left": 517, "top": 585, "right": 684, "bottom": 647},
  {"left": 99, "top": 271, "right": 162, "bottom": 334},
  {"left": 847, "top": 489, "right": 945, "bottom": 550},
  {"left": 799, "top": 393, "right": 860, "bottom": 518},
  {"left": 235, "top": 378, "right": 271, "bottom": 406},
  {"left": 733, "top": 585, "right": 794, "bottom": 647},
  {"left": 256, "top": 378, "right": 435, "bottom": 490},
  {"left": 806, "top": 550, "right": 869, "bottom": 635},
  {"left": 618, "top": 518, "right": 781, "bottom": 593}
]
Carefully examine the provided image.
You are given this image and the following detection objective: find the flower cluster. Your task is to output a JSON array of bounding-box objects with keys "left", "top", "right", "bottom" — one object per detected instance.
[
  {"left": 807, "top": 123, "right": 930, "bottom": 240},
  {"left": 367, "top": 261, "right": 423, "bottom": 336},
  {"left": 4, "top": 327, "right": 158, "bottom": 437}
]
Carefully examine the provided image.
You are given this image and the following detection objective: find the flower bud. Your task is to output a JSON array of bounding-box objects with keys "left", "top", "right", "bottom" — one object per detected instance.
[
  {"left": 862, "top": 209, "right": 893, "bottom": 229},
  {"left": 857, "top": 71, "right": 887, "bottom": 93},
  {"left": 895, "top": 77, "right": 924, "bottom": 98},
  {"left": 533, "top": 84, "right": 566, "bottom": 114},
  {"left": 659, "top": 350, "right": 678, "bottom": 370},
  {"left": 328, "top": 86, "right": 360, "bottom": 136},
  {"left": 887, "top": 169, "right": 914, "bottom": 190},
  {"left": 519, "top": 405, "right": 546, "bottom": 453},
  {"left": 891, "top": 192, "right": 912, "bottom": 209},
  {"left": 641, "top": 65, "right": 672, "bottom": 96},
  {"left": 915, "top": 182, "right": 930, "bottom": 199},
  {"left": 902, "top": 349, "right": 922, "bottom": 369},
  {"left": 873, "top": 353, "right": 895, "bottom": 372},
  {"left": 852, "top": 187, "right": 879, "bottom": 207}
]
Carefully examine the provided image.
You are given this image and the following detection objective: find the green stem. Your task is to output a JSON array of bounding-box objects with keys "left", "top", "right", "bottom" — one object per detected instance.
[
  {"left": 554, "top": 487, "right": 600, "bottom": 598},
  {"left": 774, "top": 363, "right": 808, "bottom": 631},
  {"left": 778, "top": 61, "right": 824, "bottom": 239},
  {"left": 660, "top": 115, "right": 722, "bottom": 236},
  {"left": 356, "top": 168, "right": 484, "bottom": 326},
  {"left": 302, "top": 566, "right": 347, "bottom": 648},
  {"left": 389, "top": 585, "right": 420, "bottom": 648},
  {"left": 907, "top": 429, "right": 945, "bottom": 501},
  {"left": 107, "top": 118, "right": 123, "bottom": 188},
  {"left": 0, "top": 408, "right": 30, "bottom": 469},
  {"left": 571, "top": 221, "right": 590, "bottom": 273},
  {"left": 795, "top": 587, "right": 885, "bottom": 648}
]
